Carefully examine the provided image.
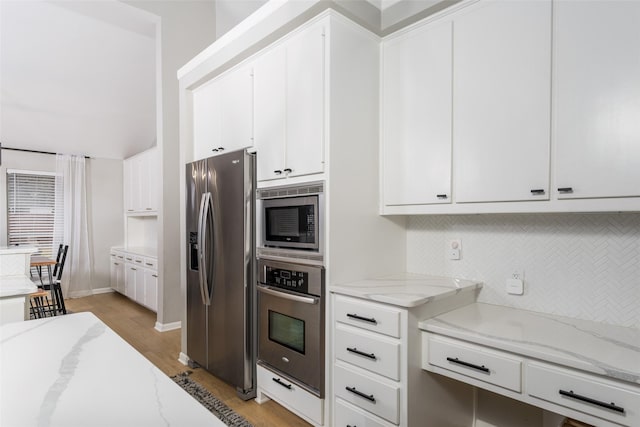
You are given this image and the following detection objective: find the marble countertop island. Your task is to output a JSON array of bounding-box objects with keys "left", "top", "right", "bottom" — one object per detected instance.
[
  {"left": 420, "top": 303, "right": 640, "bottom": 385},
  {"left": 0, "top": 312, "right": 225, "bottom": 427},
  {"left": 330, "top": 273, "right": 483, "bottom": 308}
]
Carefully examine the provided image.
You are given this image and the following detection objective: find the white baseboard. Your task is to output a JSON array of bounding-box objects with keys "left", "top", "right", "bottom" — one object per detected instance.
[
  {"left": 154, "top": 320, "right": 181, "bottom": 332},
  {"left": 178, "top": 352, "right": 190, "bottom": 366},
  {"left": 92, "top": 287, "right": 114, "bottom": 295}
]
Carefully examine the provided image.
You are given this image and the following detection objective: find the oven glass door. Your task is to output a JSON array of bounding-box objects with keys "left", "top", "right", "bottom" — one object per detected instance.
[{"left": 258, "top": 285, "right": 324, "bottom": 396}]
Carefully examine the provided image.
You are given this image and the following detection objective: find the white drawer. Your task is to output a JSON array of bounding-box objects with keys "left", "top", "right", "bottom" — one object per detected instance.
[
  {"left": 334, "top": 363, "right": 400, "bottom": 424},
  {"left": 335, "top": 398, "right": 393, "bottom": 427},
  {"left": 257, "top": 364, "right": 323, "bottom": 426},
  {"left": 335, "top": 324, "right": 400, "bottom": 381},
  {"left": 527, "top": 362, "right": 640, "bottom": 427},
  {"left": 426, "top": 334, "right": 522, "bottom": 392},
  {"left": 334, "top": 295, "right": 402, "bottom": 338},
  {"left": 143, "top": 257, "right": 157, "bottom": 270}
]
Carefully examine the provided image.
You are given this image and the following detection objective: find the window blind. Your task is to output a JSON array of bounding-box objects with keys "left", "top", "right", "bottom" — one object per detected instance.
[{"left": 6, "top": 171, "right": 63, "bottom": 258}]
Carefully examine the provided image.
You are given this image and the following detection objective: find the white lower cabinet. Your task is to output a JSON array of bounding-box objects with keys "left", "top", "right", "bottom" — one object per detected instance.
[
  {"left": 527, "top": 362, "right": 640, "bottom": 427},
  {"left": 335, "top": 398, "right": 394, "bottom": 427},
  {"left": 256, "top": 364, "right": 324, "bottom": 426},
  {"left": 109, "top": 249, "right": 158, "bottom": 312},
  {"left": 422, "top": 332, "right": 640, "bottom": 427},
  {"left": 333, "top": 295, "right": 404, "bottom": 425}
]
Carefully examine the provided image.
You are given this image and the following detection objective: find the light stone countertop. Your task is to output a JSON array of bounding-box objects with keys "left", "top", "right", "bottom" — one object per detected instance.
[
  {"left": 0, "top": 275, "right": 37, "bottom": 298},
  {"left": 330, "top": 273, "right": 483, "bottom": 308},
  {"left": 0, "top": 246, "right": 38, "bottom": 255},
  {"left": 420, "top": 303, "right": 640, "bottom": 385},
  {"left": 111, "top": 246, "right": 158, "bottom": 258},
  {"left": 0, "top": 312, "right": 225, "bottom": 427}
]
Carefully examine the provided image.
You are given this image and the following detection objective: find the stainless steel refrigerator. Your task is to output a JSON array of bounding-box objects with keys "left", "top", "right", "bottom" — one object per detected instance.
[{"left": 185, "top": 149, "right": 256, "bottom": 400}]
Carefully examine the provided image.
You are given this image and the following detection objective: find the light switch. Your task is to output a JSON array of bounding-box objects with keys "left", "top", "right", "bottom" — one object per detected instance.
[{"left": 447, "top": 239, "right": 461, "bottom": 260}]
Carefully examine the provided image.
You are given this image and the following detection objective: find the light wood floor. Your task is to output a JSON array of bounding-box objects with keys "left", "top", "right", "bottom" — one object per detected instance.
[{"left": 65, "top": 292, "right": 311, "bottom": 427}]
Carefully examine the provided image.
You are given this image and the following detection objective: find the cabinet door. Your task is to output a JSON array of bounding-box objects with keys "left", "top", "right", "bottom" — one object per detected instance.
[
  {"left": 554, "top": 1, "right": 640, "bottom": 199},
  {"left": 125, "top": 264, "right": 136, "bottom": 299},
  {"left": 144, "top": 269, "right": 158, "bottom": 312},
  {"left": 116, "top": 261, "right": 125, "bottom": 294},
  {"left": 123, "top": 159, "right": 134, "bottom": 213},
  {"left": 254, "top": 44, "right": 286, "bottom": 181},
  {"left": 192, "top": 78, "right": 222, "bottom": 160},
  {"left": 110, "top": 257, "right": 118, "bottom": 291},
  {"left": 453, "top": 0, "right": 552, "bottom": 203},
  {"left": 145, "top": 147, "right": 159, "bottom": 212},
  {"left": 134, "top": 267, "right": 145, "bottom": 305},
  {"left": 382, "top": 19, "right": 452, "bottom": 206},
  {"left": 220, "top": 64, "right": 254, "bottom": 152},
  {"left": 285, "top": 23, "right": 325, "bottom": 178}
]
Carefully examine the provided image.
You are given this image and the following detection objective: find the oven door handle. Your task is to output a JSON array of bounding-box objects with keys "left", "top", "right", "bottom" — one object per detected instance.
[{"left": 257, "top": 284, "right": 319, "bottom": 305}]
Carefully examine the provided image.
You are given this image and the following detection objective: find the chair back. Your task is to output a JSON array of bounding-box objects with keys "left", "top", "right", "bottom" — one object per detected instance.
[
  {"left": 52, "top": 244, "right": 64, "bottom": 276},
  {"left": 55, "top": 245, "right": 69, "bottom": 281}
]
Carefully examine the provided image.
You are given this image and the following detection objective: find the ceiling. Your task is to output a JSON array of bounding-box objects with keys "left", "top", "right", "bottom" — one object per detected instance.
[{"left": 0, "top": 0, "right": 158, "bottom": 160}]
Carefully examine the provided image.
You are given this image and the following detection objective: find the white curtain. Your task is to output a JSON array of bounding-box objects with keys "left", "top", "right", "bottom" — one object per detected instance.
[{"left": 55, "top": 154, "right": 93, "bottom": 298}]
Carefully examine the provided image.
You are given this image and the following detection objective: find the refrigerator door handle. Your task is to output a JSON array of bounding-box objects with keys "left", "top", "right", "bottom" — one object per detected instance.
[{"left": 197, "top": 192, "right": 213, "bottom": 306}]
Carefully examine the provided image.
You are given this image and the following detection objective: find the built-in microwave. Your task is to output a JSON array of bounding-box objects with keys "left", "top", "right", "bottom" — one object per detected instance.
[{"left": 257, "top": 183, "right": 323, "bottom": 255}]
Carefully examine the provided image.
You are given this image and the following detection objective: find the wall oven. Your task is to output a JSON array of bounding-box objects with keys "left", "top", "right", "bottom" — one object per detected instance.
[{"left": 257, "top": 258, "right": 325, "bottom": 397}]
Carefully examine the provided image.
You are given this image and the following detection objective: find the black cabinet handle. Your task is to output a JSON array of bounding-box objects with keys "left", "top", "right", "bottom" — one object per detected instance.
[
  {"left": 283, "top": 168, "right": 292, "bottom": 173},
  {"left": 558, "top": 187, "right": 573, "bottom": 193},
  {"left": 274, "top": 170, "right": 282, "bottom": 175},
  {"left": 559, "top": 390, "right": 625, "bottom": 413},
  {"left": 446, "top": 357, "right": 490, "bottom": 373},
  {"left": 272, "top": 377, "right": 292, "bottom": 390},
  {"left": 346, "top": 386, "right": 375, "bottom": 403},
  {"left": 530, "top": 189, "right": 545, "bottom": 194},
  {"left": 212, "top": 148, "right": 218, "bottom": 152},
  {"left": 217, "top": 147, "right": 224, "bottom": 151},
  {"left": 347, "top": 347, "right": 377, "bottom": 360},
  {"left": 346, "top": 313, "right": 377, "bottom": 324},
  {"left": 436, "top": 194, "right": 448, "bottom": 199}
]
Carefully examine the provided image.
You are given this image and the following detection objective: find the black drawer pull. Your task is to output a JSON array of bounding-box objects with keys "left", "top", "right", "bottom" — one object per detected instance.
[
  {"left": 559, "top": 389, "right": 625, "bottom": 413},
  {"left": 347, "top": 347, "right": 377, "bottom": 360},
  {"left": 283, "top": 168, "right": 292, "bottom": 173},
  {"left": 557, "top": 187, "right": 573, "bottom": 193},
  {"left": 272, "top": 377, "right": 292, "bottom": 390},
  {"left": 436, "top": 194, "right": 448, "bottom": 199},
  {"left": 346, "top": 313, "right": 377, "bottom": 324},
  {"left": 274, "top": 170, "right": 282, "bottom": 175},
  {"left": 446, "top": 357, "right": 490, "bottom": 373},
  {"left": 530, "top": 189, "right": 545, "bottom": 194},
  {"left": 347, "top": 425, "right": 357, "bottom": 427},
  {"left": 346, "top": 386, "right": 375, "bottom": 403}
]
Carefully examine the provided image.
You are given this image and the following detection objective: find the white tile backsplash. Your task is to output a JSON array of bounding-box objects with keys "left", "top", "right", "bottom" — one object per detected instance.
[{"left": 406, "top": 213, "right": 640, "bottom": 329}]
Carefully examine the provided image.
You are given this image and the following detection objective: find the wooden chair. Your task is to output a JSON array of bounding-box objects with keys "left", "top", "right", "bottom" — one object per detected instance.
[{"left": 32, "top": 245, "right": 69, "bottom": 317}]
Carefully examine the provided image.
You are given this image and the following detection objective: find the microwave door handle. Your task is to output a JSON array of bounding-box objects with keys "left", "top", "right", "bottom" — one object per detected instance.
[{"left": 257, "top": 284, "right": 318, "bottom": 305}]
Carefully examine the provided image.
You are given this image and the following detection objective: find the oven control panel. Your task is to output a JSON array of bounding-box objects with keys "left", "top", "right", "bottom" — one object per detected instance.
[{"left": 265, "top": 266, "right": 309, "bottom": 294}]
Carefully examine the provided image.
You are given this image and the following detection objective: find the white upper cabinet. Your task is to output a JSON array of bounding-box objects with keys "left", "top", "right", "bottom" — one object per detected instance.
[
  {"left": 254, "top": 44, "right": 286, "bottom": 182},
  {"left": 382, "top": 19, "right": 453, "bottom": 206},
  {"left": 284, "top": 22, "right": 325, "bottom": 179},
  {"left": 124, "top": 147, "right": 158, "bottom": 214},
  {"left": 553, "top": 0, "right": 640, "bottom": 199},
  {"left": 192, "top": 63, "right": 253, "bottom": 160},
  {"left": 453, "top": 0, "right": 552, "bottom": 203},
  {"left": 254, "top": 20, "right": 325, "bottom": 182}
]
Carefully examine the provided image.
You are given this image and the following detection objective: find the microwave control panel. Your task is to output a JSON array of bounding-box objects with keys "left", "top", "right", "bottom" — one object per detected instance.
[{"left": 265, "top": 266, "right": 309, "bottom": 294}]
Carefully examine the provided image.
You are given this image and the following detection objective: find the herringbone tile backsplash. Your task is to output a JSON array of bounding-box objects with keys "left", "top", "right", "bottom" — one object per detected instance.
[{"left": 407, "top": 213, "right": 640, "bottom": 329}]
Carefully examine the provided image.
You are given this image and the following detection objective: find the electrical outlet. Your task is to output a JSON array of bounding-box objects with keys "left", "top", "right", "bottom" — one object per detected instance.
[
  {"left": 506, "top": 270, "right": 525, "bottom": 295},
  {"left": 447, "top": 239, "right": 461, "bottom": 260}
]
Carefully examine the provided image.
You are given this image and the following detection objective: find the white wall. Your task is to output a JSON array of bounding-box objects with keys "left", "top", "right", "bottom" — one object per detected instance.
[
  {"left": 124, "top": 1, "right": 217, "bottom": 327},
  {"left": 215, "top": 0, "right": 267, "bottom": 39},
  {"left": 406, "top": 212, "right": 640, "bottom": 329},
  {"left": 0, "top": 150, "right": 123, "bottom": 291}
]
